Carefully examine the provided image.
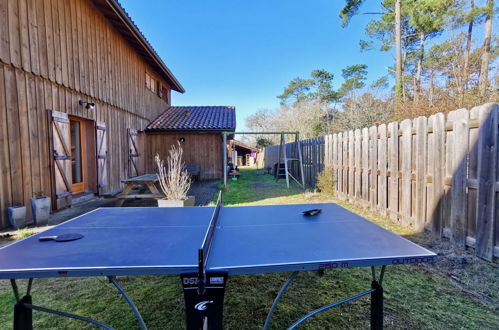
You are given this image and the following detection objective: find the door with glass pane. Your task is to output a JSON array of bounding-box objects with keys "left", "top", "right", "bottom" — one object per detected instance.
[{"left": 69, "top": 117, "right": 86, "bottom": 194}]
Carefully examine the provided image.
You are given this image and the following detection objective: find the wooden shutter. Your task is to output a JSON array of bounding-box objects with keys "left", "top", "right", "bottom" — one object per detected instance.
[
  {"left": 50, "top": 110, "right": 72, "bottom": 209},
  {"left": 96, "top": 122, "right": 108, "bottom": 194},
  {"left": 128, "top": 128, "right": 139, "bottom": 177}
]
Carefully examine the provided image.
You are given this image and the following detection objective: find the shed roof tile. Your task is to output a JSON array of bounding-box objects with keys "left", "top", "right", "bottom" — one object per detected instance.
[{"left": 146, "top": 106, "right": 236, "bottom": 132}]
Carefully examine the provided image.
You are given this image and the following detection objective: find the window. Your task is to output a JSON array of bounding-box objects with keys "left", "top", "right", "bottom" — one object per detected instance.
[
  {"left": 161, "top": 86, "right": 169, "bottom": 103},
  {"left": 145, "top": 72, "right": 156, "bottom": 93},
  {"left": 146, "top": 73, "right": 167, "bottom": 101},
  {"left": 145, "top": 72, "right": 151, "bottom": 89}
]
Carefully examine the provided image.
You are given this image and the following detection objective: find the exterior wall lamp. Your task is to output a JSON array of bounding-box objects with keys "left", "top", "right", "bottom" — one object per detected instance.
[{"left": 79, "top": 100, "right": 95, "bottom": 110}]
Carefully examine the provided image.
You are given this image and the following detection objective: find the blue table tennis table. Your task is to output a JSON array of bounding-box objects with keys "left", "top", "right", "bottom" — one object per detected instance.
[{"left": 0, "top": 192, "right": 436, "bottom": 329}]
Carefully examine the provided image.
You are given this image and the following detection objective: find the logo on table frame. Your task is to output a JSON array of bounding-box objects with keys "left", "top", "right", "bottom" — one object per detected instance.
[
  {"left": 183, "top": 277, "right": 198, "bottom": 285},
  {"left": 195, "top": 301, "right": 214, "bottom": 311},
  {"left": 318, "top": 262, "right": 349, "bottom": 269}
]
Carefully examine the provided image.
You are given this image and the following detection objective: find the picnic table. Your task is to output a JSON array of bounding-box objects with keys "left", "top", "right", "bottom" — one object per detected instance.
[{"left": 115, "top": 174, "right": 164, "bottom": 207}]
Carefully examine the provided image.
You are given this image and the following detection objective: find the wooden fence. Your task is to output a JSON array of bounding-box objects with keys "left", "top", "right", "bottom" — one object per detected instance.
[{"left": 262, "top": 103, "right": 498, "bottom": 261}]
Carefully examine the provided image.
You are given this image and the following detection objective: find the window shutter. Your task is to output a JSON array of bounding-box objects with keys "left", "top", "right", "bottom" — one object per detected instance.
[
  {"left": 128, "top": 128, "right": 139, "bottom": 177},
  {"left": 50, "top": 110, "right": 72, "bottom": 209},
  {"left": 96, "top": 122, "right": 108, "bottom": 194}
]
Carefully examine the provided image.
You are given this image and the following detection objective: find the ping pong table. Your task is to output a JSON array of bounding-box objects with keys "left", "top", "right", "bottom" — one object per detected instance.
[{"left": 0, "top": 192, "right": 436, "bottom": 329}]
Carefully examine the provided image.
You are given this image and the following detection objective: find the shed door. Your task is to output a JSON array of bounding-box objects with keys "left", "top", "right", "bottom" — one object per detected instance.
[
  {"left": 128, "top": 128, "right": 139, "bottom": 177},
  {"left": 51, "top": 110, "right": 72, "bottom": 209},
  {"left": 96, "top": 122, "right": 108, "bottom": 194}
]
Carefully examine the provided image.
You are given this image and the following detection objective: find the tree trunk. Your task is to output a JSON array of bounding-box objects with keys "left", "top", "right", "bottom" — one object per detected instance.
[
  {"left": 395, "top": 0, "right": 403, "bottom": 100},
  {"left": 429, "top": 71, "right": 434, "bottom": 107},
  {"left": 415, "top": 31, "right": 425, "bottom": 103},
  {"left": 460, "top": 0, "right": 474, "bottom": 106},
  {"left": 479, "top": 0, "right": 493, "bottom": 98},
  {"left": 401, "top": 38, "right": 409, "bottom": 101}
]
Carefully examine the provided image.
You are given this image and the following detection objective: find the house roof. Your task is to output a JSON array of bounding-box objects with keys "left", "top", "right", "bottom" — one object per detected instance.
[
  {"left": 230, "top": 140, "right": 259, "bottom": 152},
  {"left": 89, "top": 0, "right": 185, "bottom": 93},
  {"left": 146, "top": 106, "right": 236, "bottom": 132}
]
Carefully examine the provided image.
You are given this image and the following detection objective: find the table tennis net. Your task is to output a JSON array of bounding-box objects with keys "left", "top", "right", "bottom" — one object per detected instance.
[{"left": 198, "top": 191, "right": 222, "bottom": 280}]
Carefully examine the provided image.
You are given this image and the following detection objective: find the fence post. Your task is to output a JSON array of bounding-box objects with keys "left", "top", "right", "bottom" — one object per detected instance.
[
  {"left": 414, "top": 117, "right": 427, "bottom": 232},
  {"left": 362, "top": 128, "right": 369, "bottom": 206},
  {"left": 337, "top": 133, "right": 344, "bottom": 199},
  {"left": 332, "top": 134, "right": 338, "bottom": 193},
  {"left": 387, "top": 122, "right": 399, "bottom": 221},
  {"left": 354, "top": 129, "right": 362, "bottom": 201},
  {"left": 348, "top": 131, "right": 355, "bottom": 201},
  {"left": 378, "top": 124, "right": 387, "bottom": 216},
  {"left": 427, "top": 113, "right": 445, "bottom": 237},
  {"left": 342, "top": 133, "right": 348, "bottom": 199},
  {"left": 449, "top": 108, "right": 469, "bottom": 247},
  {"left": 400, "top": 119, "right": 412, "bottom": 227},
  {"left": 369, "top": 126, "right": 378, "bottom": 210},
  {"left": 475, "top": 103, "right": 498, "bottom": 260}
]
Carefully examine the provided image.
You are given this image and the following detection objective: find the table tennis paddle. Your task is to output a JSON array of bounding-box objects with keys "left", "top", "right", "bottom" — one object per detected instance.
[
  {"left": 303, "top": 209, "right": 321, "bottom": 216},
  {"left": 38, "top": 233, "right": 84, "bottom": 242}
]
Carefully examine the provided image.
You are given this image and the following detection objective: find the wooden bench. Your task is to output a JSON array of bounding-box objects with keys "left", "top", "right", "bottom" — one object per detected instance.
[
  {"left": 101, "top": 189, "right": 124, "bottom": 199},
  {"left": 116, "top": 193, "right": 164, "bottom": 199},
  {"left": 186, "top": 163, "right": 201, "bottom": 181},
  {"left": 116, "top": 174, "right": 162, "bottom": 207}
]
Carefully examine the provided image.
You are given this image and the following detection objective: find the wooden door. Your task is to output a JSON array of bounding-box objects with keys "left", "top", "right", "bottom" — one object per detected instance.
[
  {"left": 69, "top": 117, "right": 86, "bottom": 194},
  {"left": 96, "top": 122, "right": 108, "bottom": 194},
  {"left": 128, "top": 128, "right": 139, "bottom": 177},
  {"left": 50, "top": 111, "right": 72, "bottom": 209}
]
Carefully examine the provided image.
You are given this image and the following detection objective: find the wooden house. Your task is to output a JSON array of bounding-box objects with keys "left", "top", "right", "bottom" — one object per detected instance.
[
  {"left": 0, "top": 0, "right": 186, "bottom": 227},
  {"left": 141, "top": 106, "right": 236, "bottom": 180},
  {"left": 228, "top": 140, "right": 259, "bottom": 166}
]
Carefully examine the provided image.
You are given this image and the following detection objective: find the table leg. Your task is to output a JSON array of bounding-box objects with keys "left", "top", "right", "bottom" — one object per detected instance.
[
  {"left": 370, "top": 280, "right": 383, "bottom": 330},
  {"left": 288, "top": 266, "right": 386, "bottom": 329},
  {"left": 181, "top": 272, "right": 227, "bottom": 330},
  {"left": 263, "top": 271, "right": 298, "bottom": 330},
  {"left": 115, "top": 184, "right": 134, "bottom": 207},
  {"left": 11, "top": 279, "right": 32, "bottom": 330},
  {"left": 146, "top": 183, "right": 160, "bottom": 195},
  {"left": 108, "top": 276, "right": 147, "bottom": 330},
  {"left": 370, "top": 265, "right": 385, "bottom": 330},
  {"left": 11, "top": 278, "right": 115, "bottom": 329},
  {"left": 14, "top": 295, "right": 32, "bottom": 330}
]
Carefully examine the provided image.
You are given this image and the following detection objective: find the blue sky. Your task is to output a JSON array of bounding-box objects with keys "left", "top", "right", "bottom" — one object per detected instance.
[{"left": 119, "top": 0, "right": 395, "bottom": 129}]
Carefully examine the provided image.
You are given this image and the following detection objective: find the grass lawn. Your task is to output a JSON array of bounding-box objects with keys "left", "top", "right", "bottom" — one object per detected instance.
[{"left": 1, "top": 167, "right": 498, "bottom": 329}]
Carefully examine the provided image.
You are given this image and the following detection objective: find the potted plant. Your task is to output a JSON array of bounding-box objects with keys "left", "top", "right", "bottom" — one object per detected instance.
[
  {"left": 7, "top": 205, "right": 27, "bottom": 229},
  {"left": 30, "top": 192, "right": 51, "bottom": 226},
  {"left": 155, "top": 143, "right": 195, "bottom": 207}
]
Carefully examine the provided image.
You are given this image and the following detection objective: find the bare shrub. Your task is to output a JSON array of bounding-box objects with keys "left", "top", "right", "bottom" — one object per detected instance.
[
  {"left": 316, "top": 166, "right": 335, "bottom": 196},
  {"left": 155, "top": 143, "right": 191, "bottom": 200}
]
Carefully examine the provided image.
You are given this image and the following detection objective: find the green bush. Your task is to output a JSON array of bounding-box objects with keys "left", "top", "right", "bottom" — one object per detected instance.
[
  {"left": 316, "top": 166, "right": 335, "bottom": 196},
  {"left": 17, "top": 228, "right": 35, "bottom": 239}
]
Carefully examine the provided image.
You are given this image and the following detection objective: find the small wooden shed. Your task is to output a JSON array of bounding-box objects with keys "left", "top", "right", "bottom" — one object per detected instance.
[
  {"left": 228, "top": 140, "right": 259, "bottom": 166},
  {"left": 140, "top": 106, "right": 236, "bottom": 179}
]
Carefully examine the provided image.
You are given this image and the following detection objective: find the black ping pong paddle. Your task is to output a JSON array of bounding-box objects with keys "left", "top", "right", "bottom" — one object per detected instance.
[
  {"left": 303, "top": 209, "right": 322, "bottom": 216},
  {"left": 38, "top": 233, "right": 84, "bottom": 242}
]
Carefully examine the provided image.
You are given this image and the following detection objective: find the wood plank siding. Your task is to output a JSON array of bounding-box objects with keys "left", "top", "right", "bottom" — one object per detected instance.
[
  {"left": 0, "top": 0, "right": 177, "bottom": 228},
  {"left": 141, "top": 133, "right": 224, "bottom": 180}
]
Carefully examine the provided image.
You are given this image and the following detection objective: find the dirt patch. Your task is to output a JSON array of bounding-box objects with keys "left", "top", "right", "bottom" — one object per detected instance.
[
  {"left": 0, "top": 234, "right": 15, "bottom": 248},
  {"left": 414, "top": 235, "right": 499, "bottom": 310}
]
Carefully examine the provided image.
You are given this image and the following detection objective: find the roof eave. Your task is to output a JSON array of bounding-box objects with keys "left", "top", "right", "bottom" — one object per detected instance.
[
  {"left": 102, "top": 0, "right": 185, "bottom": 93},
  {"left": 145, "top": 128, "right": 236, "bottom": 133}
]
